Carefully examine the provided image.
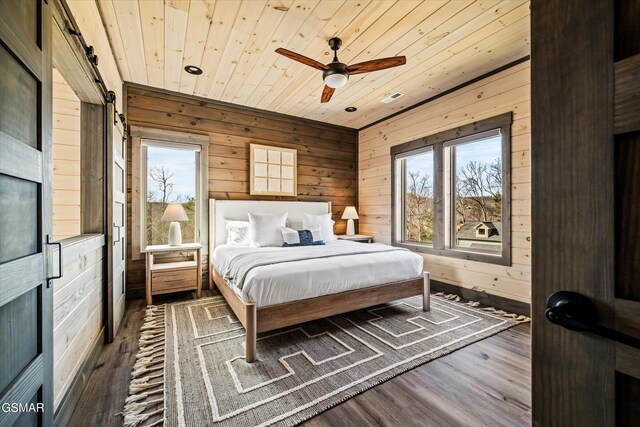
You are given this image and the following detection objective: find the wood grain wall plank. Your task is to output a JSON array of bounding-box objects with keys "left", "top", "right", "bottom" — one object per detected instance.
[
  {"left": 358, "top": 61, "right": 531, "bottom": 303},
  {"left": 125, "top": 85, "right": 357, "bottom": 298},
  {"left": 192, "top": 0, "right": 243, "bottom": 97},
  {"left": 138, "top": 0, "right": 165, "bottom": 88},
  {"left": 207, "top": 0, "right": 269, "bottom": 100},
  {"left": 96, "top": 0, "right": 132, "bottom": 82},
  {"left": 178, "top": 0, "right": 215, "bottom": 94},
  {"left": 51, "top": 236, "right": 104, "bottom": 409},
  {"left": 52, "top": 70, "right": 81, "bottom": 240},
  {"left": 300, "top": 1, "right": 528, "bottom": 122},
  {"left": 164, "top": 0, "right": 189, "bottom": 91}
]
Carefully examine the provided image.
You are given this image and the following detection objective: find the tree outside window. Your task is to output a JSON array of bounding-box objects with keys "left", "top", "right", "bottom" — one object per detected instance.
[
  {"left": 403, "top": 151, "right": 434, "bottom": 243},
  {"left": 145, "top": 146, "right": 198, "bottom": 246},
  {"left": 452, "top": 136, "right": 502, "bottom": 253}
]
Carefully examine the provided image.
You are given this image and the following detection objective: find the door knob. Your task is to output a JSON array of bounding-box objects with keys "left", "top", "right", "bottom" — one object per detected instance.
[{"left": 546, "top": 291, "right": 640, "bottom": 349}]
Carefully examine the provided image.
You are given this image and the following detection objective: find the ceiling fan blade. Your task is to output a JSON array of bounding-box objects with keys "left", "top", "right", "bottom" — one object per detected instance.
[
  {"left": 275, "top": 48, "right": 328, "bottom": 71},
  {"left": 347, "top": 56, "right": 406, "bottom": 75},
  {"left": 321, "top": 85, "right": 335, "bottom": 103}
]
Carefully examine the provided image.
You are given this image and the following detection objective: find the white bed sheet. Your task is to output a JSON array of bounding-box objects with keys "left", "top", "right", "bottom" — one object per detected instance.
[{"left": 211, "top": 240, "right": 424, "bottom": 308}]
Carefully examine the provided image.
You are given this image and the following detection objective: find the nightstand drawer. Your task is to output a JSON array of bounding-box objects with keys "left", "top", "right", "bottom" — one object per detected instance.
[{"left": 152, "top": 269, "right": 197, "bottom": 293}]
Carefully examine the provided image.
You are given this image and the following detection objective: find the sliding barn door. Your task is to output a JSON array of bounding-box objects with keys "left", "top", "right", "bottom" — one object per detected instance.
[
  {"left": 106, "top": 103, "right": 127, "bottom": 341},
  {"left": 0, "top": 0, "right": 53, "bottom": 425},
  {"left": 532, "top": 0, "right": 640, "bottom": 424}
]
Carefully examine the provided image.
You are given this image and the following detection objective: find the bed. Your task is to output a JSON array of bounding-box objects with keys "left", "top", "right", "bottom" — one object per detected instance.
[{"left": 208, "top": 199, "right": 430, "bottom": 363}]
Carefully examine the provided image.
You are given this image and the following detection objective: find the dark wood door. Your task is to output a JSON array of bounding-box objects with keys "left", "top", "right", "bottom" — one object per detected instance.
[
  {"left": 532, "top": 0, "right": 640, "bottom": 425},
  {"left": 0, "top": 0, "right": 53, "bottom": 425}
]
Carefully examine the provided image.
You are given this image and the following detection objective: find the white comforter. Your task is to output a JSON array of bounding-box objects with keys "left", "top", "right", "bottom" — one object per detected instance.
[{"left": 211, "top": 240, "right": 424, "bottom": 308}]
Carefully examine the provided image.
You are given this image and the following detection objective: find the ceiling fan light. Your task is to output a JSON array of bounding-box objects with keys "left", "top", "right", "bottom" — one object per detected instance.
[{"left": 324, "top": 73, "right": 348, "bottom": 89}]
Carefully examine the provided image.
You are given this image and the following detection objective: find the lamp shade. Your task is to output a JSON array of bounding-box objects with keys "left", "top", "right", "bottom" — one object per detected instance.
[
  {"left": 341, "top": 206, "right": 359, "bottom": 220},
  {"left": 161, "top": 203, "right": 188, "bottom": 222}
]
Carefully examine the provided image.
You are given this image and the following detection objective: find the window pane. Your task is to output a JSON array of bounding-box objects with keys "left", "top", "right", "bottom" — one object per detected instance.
[
  {"left": 146, "top": 146, "right": 197, "bottom": 246},
  {"left": 0, "top": 44, "right": 38, "bottom": 149},
  {"left": 453, "top": 135, "right": 502, "bottom": 253},
  {"left": 402, "top": 151, "right": 434, "bottom": 243},
  {"left": 0, "top": 174, "right": 39, "bottom": 264}
]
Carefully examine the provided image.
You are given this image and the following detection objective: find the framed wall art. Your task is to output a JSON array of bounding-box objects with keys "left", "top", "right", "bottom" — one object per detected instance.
[{"left": 250, "top": 143, "right": 297, "bottom": 196}]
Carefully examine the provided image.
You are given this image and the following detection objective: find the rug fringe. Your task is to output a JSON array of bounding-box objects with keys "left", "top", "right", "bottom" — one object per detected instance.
[
  {"left": 434, "top": 292, "right": 531, "bottom": 322},
  {"left": 122, "top": 305, "right": 166, "bottom": 427}
]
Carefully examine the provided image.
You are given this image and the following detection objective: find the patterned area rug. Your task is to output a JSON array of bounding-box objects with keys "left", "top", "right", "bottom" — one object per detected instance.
[{"left": 123, "top": 293, "right": 528, "bottom": 427}]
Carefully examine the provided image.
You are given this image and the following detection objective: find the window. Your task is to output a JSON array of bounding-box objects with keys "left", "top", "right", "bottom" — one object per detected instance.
[
  {"left": 395, "top": 148, "right": 435, "bottom": 244},
  {"left": 392, "top": 113, "right": 512, "bottom": 265},
  {"left": 141, "top": 140, "right": 201, "bottom": 247}
]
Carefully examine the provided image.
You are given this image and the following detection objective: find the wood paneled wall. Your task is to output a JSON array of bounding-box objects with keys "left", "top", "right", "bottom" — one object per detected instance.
[
  {"left": 125, "top": 85, "right": 358, "bottom": 298},
  {"left": 358, "top": 61, "right": 531, "bottom": 303},
  {"left": 52, "top": 234, "right": 104, "bottom": 409},
  {"left": 52, "top": 68, "right": 81, "bottom": 240}
]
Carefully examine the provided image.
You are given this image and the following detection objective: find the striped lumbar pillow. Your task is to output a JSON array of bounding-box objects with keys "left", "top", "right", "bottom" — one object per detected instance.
[{"left": 280, "top": 226, "right": 325, "bottom": 247}]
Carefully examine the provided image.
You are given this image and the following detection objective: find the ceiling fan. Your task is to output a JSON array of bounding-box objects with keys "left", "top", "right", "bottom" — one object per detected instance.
[{"left": 275, "top": 37, "right": 406, "bottom": 103}]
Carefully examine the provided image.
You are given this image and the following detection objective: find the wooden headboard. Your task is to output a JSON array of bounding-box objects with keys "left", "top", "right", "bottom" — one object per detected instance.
[{"left": 208, "top": 199, "right": 331, "bottom": 248}]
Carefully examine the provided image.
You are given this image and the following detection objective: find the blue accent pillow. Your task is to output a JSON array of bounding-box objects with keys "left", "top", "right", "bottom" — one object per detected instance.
[{"left": 281, "top": 226, "right": 325, "bottom": 247}]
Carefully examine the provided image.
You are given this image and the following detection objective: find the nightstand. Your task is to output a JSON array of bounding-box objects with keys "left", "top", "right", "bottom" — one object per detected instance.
[
  {"left": 336, "top": 234, "right": 373, "bottom": 243},
  {"left": 143, "top": 243, "right": 202, "bottom": 305}
]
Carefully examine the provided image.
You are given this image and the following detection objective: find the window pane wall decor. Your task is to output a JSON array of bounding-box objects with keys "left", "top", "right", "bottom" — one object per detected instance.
[{"left": 250, "top": 143, "right": 297, "bottom": 197}]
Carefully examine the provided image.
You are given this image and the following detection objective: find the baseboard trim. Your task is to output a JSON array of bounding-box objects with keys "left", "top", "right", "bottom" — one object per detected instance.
[
  {"left": 53, "top": 327, "right": 105, "bottom": 427},
  {"left": 430, "top": 280, "right": 530, "bottom": 316}
]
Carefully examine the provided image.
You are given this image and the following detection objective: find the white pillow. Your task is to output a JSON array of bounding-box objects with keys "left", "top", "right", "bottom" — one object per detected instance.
[
  {"left": 303, "top": 213, "right": 336, "bottom": 243},
  {"left": 248, "top": 212, "right": 288, "bottom": 247},
  {"left": 225, "top": 220, "right": 250, "bottom": 246},
  {"left": 280, "top": 226, "right": 324, "bottom": 246},
  {"left": 286, "top": 218, "right": 304, "bottom": 231}
]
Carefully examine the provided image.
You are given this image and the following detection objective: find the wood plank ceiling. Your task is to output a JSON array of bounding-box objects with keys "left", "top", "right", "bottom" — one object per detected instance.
[{"left": 98, "top": 0, "right": 530, "bottom": 129}]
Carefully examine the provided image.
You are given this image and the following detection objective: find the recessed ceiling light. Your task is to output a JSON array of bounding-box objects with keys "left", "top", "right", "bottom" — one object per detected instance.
[
  {"left": 184, "top": 65, "right": 203, "bottom": 75},
  {"left": 345, "top": 106, "right": 357, "bottom": 112}
]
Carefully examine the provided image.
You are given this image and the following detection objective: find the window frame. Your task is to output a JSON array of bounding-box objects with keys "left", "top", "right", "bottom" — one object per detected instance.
[
  {"left": 140, "top": 139, "right": 202, "bottom": 248},
  {"left": 390, "top": 112, "right": 512, "bottom": 266},
  {"left": 395, "top": 145, "right": 436, "bottom": 246},
  {"left": 130, "top": 126, "right": 209, "bottom": 260}
]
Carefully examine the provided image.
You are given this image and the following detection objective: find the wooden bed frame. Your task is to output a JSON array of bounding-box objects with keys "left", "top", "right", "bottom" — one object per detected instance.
[{"left": 208, "top": 199, "right": 430, "bottom": 363}]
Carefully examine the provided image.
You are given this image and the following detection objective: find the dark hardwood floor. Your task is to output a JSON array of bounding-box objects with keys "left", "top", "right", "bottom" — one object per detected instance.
[{"left": 69, "top": 292, "right": 531, "bottom": 426}]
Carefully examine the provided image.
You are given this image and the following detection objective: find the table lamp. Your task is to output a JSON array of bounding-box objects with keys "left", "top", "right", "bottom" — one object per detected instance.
[
  {"left": 341, "top": 206, "right": 359, "bottom": 236},
  {"left": 162, "top": 203, "right": 188, "bottom": 246}
]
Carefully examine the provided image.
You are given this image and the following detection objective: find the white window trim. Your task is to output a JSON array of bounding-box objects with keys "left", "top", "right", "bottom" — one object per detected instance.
[
  {"left": 141, "top": 139, "right": 201, "bottom": 248},
  {"left": 130, "top": 126, "right": 209, "bottom": 261}
]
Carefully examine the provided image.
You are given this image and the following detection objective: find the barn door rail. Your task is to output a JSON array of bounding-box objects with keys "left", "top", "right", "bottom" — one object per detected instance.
[{"left": 546, "top": 291, "right": 640, "bottom": 349}]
